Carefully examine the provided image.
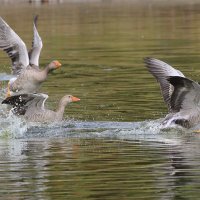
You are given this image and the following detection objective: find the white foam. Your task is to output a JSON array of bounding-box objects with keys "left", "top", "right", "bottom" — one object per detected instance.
[
  {"left": 0, "top": 109, "right": 28, "bottom": 139},
  {"left": 0, "top": 86, "right": 27, "bottom": 139}
]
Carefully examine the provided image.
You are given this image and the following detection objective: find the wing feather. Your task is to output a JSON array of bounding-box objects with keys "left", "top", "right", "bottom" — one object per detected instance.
[
  {"left": 0, "top": 17, "right": 29, "bottom": 75},
  {"left": 168, "top": 76, "right": 200, "bottom": 112},
  {"left": 29, "top": 15, "right": 43, "bottom": 67},
  {"left": 1, "top": 93, "right": 48, "bottom": 115},
  {"left": 144, "top": 57, "right": 185, "bottom": 111}
]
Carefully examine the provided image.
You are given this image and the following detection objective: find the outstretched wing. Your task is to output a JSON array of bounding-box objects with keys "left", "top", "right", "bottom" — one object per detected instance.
[
  {"left": 144, "top": 57, "right": 185, "bottom": 111},
  {"left": 29, "top": 15, "right": 43, "bottom": 67},
  {"left": 2, "top": 93, "right": 48, "bottom": 115},
  {"left": 168, "top": 76, "right": 200, "bottom": 113},
  {"left": 0, "top": 17, "right": 29, "bottom": 75}
]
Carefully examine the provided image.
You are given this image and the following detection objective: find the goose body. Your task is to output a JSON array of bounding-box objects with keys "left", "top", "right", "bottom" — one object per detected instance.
[
  {"left": 0, "top": 16, "right": 61, "bottom": 96},
  {"left": 2, "top": 93, "right": 80, "bottom": 122},
  {"left": 144, "top": 57, "right": 200, "bottom": 128},
  {"left": 9, "top": 60, "right": 61, "bottom": 95}
]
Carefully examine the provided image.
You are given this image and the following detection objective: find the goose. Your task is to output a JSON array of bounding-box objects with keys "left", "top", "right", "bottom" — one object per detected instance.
[
  {"left": 144, "top": 57, "right": 200, "bottom": 129},
  {"left": 0, "top": 16, "right": 61, "bottom": 97},
  {"left": 2, "top": 93, "right": 80, "bottom": 122}
]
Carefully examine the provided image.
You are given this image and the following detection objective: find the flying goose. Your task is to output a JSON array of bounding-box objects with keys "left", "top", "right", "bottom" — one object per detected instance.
[
  {"left": 2, "top": 93, "right": 80, "bottom": 122},
  {"left": 0, "top": 16, "right": 61, "bottom": 97},
  {"left": 144, "top": 57, "right": 200, "bottom": 128}
]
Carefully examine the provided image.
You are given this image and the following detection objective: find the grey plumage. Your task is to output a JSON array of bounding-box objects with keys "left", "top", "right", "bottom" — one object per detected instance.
[
  {"left": 29, "top": 15, "right": 43, "bottom": 67},
  {"left": 2, "top": 93, "right": 80, "bottom": 122},
  {"left": 144, "top": 57, "right": 185, "bottom": 112},
  {"left": 145, "top": 57, "right": 200, "bottom": 128},
  {"left": 0, "top": 16, "right": 61, "bottom": 96},
  {"left": 0, "top": 17, "right": 29, "bottom": 75}
]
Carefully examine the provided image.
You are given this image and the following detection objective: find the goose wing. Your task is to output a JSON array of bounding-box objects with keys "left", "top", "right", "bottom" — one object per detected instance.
[
  {"left": 168, "top": 76, "right": 200, "bottom": 113},
  {"left": 0, "top": 17, "right": 29, "bottom": 75},
  {"left": 29, "top": 15, "right": 43, "bottom": 67},
  {"left": 144, "top": 57, "right": 185, "bottom": 111},
  {"left": 2, "top": 93, "right": 48, "bottom": 115}
]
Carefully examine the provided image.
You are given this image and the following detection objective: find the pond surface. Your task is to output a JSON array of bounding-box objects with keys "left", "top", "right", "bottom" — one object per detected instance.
[{"left": 0, "top": 0, "right": 200, "bottom": 199}]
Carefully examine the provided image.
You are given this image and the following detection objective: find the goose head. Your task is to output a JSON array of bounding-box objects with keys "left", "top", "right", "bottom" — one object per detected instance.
[
  {"left": 60, "top": 95, "right": 80, "bottom": 107},
  {"left": 47, "top": 60, "right": 62, "bottom": 71}
]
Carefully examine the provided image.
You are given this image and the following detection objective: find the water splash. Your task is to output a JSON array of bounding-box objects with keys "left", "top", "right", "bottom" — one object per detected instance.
[
  {"left": 0, "top": 85, "right": 27, "bottom": 139},
  {"left": 23, "top": 119, "right": 190, "bottom": 146},
  {"left": 0, "top": 103, "right": 194, "bottom": 145},
  {"left": 0, "top": 80, "right": 194, "bottom": 143},
  {"left": 0, "top": 108, "right": 28, "bottom": 139}
]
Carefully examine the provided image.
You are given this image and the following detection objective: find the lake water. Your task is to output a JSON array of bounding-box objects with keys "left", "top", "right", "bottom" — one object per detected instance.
[{"left": 0, "top": 0, "right": 200, "bottom": 199}]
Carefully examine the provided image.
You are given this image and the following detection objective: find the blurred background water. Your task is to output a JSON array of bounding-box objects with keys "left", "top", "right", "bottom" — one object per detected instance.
[{"left": 0, "top": 0, "right": 200, "bottom": 199}]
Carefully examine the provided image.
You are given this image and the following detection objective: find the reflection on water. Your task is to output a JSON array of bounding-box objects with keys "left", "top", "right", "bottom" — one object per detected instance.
[
  {"left": 0, "top": 134, "right": 200, "bottom": 199},
  {"left": 0, "top": 0, "right": 200, "bottom": 199}
]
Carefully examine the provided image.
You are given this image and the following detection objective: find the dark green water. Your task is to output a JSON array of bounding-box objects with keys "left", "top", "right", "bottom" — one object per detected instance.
[{"left": 0, "top": 0, "right": 200, "bottom": 199}]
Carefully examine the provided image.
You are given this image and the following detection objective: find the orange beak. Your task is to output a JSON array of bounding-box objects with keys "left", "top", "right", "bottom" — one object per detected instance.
[
  {"left": 72, "top": 96, "right": 80, "bottom": 102},
  {"left": 54, "top": 60, "right": 62, "bottom": 68}
]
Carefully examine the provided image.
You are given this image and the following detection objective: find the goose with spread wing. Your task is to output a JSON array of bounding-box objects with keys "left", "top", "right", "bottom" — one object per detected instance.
[
  {"left": 0, "top": 16, "right": 61, "bottom": 97},
  {"left": 2, "top": 93, "right": 80, "bottom": 122},
  {"left": 144, "top": 57, "right": 200, "bottom": 128}
]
